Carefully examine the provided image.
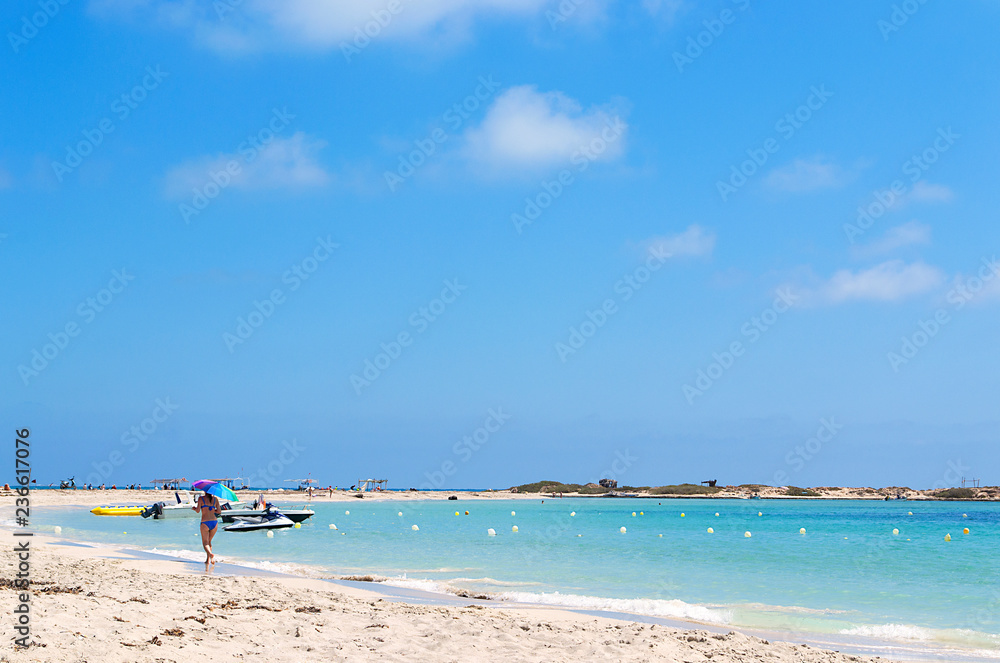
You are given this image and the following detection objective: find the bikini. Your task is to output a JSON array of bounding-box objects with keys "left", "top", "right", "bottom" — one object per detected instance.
[{"left": 199, "top": 496, "right": 218, "bottom": 531}]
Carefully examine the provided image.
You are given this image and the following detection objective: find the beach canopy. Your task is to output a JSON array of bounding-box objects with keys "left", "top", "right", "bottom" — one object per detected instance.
[{"left": 192, "top": 479, "right": 238, "bottom": 502}]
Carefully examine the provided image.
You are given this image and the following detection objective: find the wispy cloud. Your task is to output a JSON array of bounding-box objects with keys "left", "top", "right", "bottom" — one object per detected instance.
[
  {"left": 763, "top": 156, "right": 856, "bottom": 193},
  {"left": 641, "top": 224, "right": 715, "bottom": 258},
  {"left": 163, "top": 132, "right": 329, "bottom": 198},
  {"left": 803, "top": 260, "right": 945, "bottom": 304},
  {"left": 851, "top": 221, "right": 931, "bottom": 259},
  {"left": 89, "top": 0, "right": 551, "bottom": 53}
]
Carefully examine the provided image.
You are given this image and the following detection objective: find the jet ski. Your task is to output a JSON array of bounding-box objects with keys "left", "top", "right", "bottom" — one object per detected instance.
[
  {"left": 223, "top": 507, "right": 295, "bottom": 532},
  {"left": 220, "top": 493, "right": 314, "bottom": 523}
]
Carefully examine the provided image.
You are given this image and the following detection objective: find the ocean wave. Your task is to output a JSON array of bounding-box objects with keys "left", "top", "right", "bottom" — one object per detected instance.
[{"left": 495, "top": 591, "right": 732, "bottom": 625}]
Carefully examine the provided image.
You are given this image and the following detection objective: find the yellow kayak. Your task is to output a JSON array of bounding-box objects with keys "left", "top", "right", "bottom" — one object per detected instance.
[{"left": 90, "top": 505, "right": 145, "bottom": 516}]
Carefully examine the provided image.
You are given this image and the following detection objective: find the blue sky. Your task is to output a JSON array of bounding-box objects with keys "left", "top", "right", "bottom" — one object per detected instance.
[{"left": 3, "top": 0, "right": 999, "bottom": 490}]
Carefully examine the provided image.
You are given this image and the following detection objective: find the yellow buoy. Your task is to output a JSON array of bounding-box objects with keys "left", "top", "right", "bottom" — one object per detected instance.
[
  {"left": 266, "top": 531, "right": 274, "bottom": 538},
  {"left": 944, "top": 533, "right": 951, "bottom": 542},
  {"left": 620, "top": 526, "right": 627, "bottom": 534},
  {"left": 744, "top": 531, "right": 751, "bottom": 538},
  {"left": 680, "top": 513, "right": 685, "bottom": 518},
  {"left": 512, "top": 525, "right": 519, "bottom": 533},
  {"left": 455, "top": 511, "right": 460, "bottom": 516},
  {"left": 412, "top": 524, "right": 419, "bottom": 531},
  {"left": 640, "top": 511, "right": 644, "bottom": 515},
  {"left": 963, "top": 528, "right": 970, "bottom": 535},
  {"left": 707, "top": 527, "right": 714, "bottom": 534},
  {"left": 799, "top": 528, "right": 806, "bottom": 534},
  {"left": 294, "top": 523, "right": 301, "bottom": 529},
  {"left": 658, "top": 533, "right": 663, "bottom": 537},
  {"left": 123, "top": 531, "right": 127, "bottom": 534},
  {"left": 892, "top": 528, "right": 899, "bottom": 535},
  {"left": 342, "top": 532, "right": 346, "bottom": 535}
]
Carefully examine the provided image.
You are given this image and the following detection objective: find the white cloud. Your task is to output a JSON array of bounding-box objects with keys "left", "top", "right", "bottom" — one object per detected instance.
[
  {"left": 163, "top": 132, "right": 329, "bottom": 198},
  {"left": 810, "top": 260, "right": 945, "bottom": 304},
  {"left": 90, "top": 0, "right": 551, "bottom": 52},
  {"left": 641, "top": 225, "right": 715, "bottom": 259},
  {"left": 462, "top": 85, "right": 628, "bottom": 170},
  {"left": 763, "top": 156, "right": 853, "bottom": 193},
  {"left": 851, "top": 221, "right": 931, "bottom": 259},
  {"left": 888, "top": 181, "right": 954, "bottom": 210}
]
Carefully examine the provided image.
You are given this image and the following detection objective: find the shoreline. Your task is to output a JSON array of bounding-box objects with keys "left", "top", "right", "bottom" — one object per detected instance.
[
  {"left": 6, "top": 501, "right": 997, "bottom": 662},
  {"left": 1, "top": 528, "right": 943, "bottom": 663}
]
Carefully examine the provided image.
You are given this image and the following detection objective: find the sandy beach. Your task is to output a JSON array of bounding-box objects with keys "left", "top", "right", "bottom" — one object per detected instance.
[{"left": 1, "top": 527, "right": 893, "bottom": 663}]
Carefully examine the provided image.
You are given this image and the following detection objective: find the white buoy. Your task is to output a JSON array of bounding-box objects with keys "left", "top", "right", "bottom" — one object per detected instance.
[
  {"left": 799, "top": 528, "right": 806, "bottom": 534},
  {"left": 658, "top": 533, "right": 663, "bottom": 537},
  {"left": 714, "top": 512, "right": 719, "bottom": 517},
  {"left": 707, "top": 527, "right": 714, "bottom": 534},
  {"left": 487, "top": 528, "right": 496, "bottom": 536},
  {"left": 570, "top": 511, "right": 576, "bottom": 517},
  {"left": 632, "top": 512, "right": 637, "bottom": 517},
  {"left": 411, "top": 524, "right": 419, "bottom": 531},
  {"left": 945, "top": 533, "right": 952, "bottom": 542},
  {"left": 512, "top": 525, "right": 519, "bottom": 533},
  {"left": 620, "top": 526, "right": 627, "bottom": 534},
  {"left": 266, "top": 531, "right": 274, "bottom": 538},
  {"left": 329, "top": 524, "right": 338, "bottom": 530},
  {"left": 892, "top": 528, "right": 899, "bottom": 535},
  {"left": 963, "top": 514, "right": 968, "bottom": 518},
  {"left": 511, "top": 511, "right": 516, "bottom": 516},
  {"left": 908, "top": 511, "right": 913, "bottom": 515},
  {"left": 398, "top": 511, "right": 403, "bottom": 516},
  {"left": 345, "top": 510, "right": 350, "bottom": 515},
  {"left": 744, "top": 531, "right": 752, "bottom": 538},
  {"left": 758, "top": 512, "right": 762, "bottom": 517},
  {"left": 53, "top": 526, "right": 62, "bottom": 535}
]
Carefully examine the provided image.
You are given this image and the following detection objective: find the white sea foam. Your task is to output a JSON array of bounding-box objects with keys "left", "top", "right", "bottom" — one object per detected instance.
[
  {"left": 839, "top": 623, "right": 933, "bottom": 641},
  {"left": 495, "top": 591, "right": 732, "bottom": 625}
]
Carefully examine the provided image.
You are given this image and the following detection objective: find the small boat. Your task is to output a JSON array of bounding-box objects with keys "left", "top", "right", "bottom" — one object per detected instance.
[
  {"left": 91, "top": 505, "right": 145, "bottom": 516},
  {"left": 141, "top": 491, "right": 206, "bottom": 519},
  {"left": 223, "top": 508, "right": 295, "bottom": 532}
]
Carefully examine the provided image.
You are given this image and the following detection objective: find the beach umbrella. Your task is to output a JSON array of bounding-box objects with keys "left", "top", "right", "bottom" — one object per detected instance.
[{"left": 191, "top": 479, "right": 238, "bottom": 502}]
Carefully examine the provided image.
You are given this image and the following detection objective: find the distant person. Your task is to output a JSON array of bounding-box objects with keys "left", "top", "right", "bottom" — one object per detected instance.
[
  {"left": 193, "top": 490, "right": 221, "bottom": 565},
  {"left": 99, "top": 484, "right": 105, "bottom": 490}
]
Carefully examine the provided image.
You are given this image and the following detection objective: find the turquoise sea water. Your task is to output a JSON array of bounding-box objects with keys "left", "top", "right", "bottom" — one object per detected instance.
[{"left": 18, "top": 498, "right": 1000, "bottom": 658}]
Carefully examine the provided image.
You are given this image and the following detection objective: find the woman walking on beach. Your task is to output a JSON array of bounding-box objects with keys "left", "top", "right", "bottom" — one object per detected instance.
[{"left": 194, "top": 490, "right": 221, "bottom": 565}]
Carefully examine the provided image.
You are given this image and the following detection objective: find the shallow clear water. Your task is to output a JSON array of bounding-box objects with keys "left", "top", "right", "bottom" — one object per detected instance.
[{"left": 19, "top": 497, "right": 1000, "bottom": 655}]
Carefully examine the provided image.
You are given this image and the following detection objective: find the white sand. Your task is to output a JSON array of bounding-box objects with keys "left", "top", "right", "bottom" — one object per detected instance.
[{"left": 0, "top": 529, "right": 896, "bottom": 663}]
